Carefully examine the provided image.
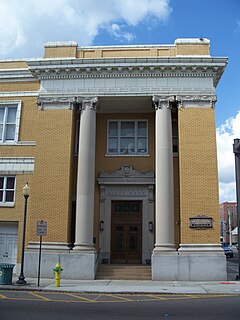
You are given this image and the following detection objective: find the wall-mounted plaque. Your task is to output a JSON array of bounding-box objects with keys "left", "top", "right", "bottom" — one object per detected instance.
[{"left": 189, "top": 215, "right": 213, "bottom": 229}]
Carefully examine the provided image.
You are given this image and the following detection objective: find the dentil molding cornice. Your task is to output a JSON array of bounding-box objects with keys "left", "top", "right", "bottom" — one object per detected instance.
[{"left": 27, "top": 57, "right": 227, "bottom": 87}]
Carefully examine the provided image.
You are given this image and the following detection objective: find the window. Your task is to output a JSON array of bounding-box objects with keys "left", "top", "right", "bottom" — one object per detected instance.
[
  {"left": 107, "top": 120, "right": 148, "bottom": 155},
  {"left": 172, "top": 120, "right": 178, "bottom": 153},
  {"left": 0, "top": 102, "right": 20, "bottom": 143},
  {"left": 0, "top": 176, "right": 16, "bottom": 205}
]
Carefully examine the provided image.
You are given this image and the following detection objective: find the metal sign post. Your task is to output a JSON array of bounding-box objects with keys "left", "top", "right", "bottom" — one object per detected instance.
[
  {"left": 36, "top": 220, "right": 47, "bottom": 286},
  {"left": 233, "top": 138, "right": 240, "bottom": 280}
]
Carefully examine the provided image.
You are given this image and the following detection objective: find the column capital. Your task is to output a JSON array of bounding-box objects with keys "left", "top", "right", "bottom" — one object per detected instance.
[
  {"left": 152, "top": 95, "right": 177, "bottom": 110},
  {"left": 70, "top": 96, "right": 99, "bottom": 111}
]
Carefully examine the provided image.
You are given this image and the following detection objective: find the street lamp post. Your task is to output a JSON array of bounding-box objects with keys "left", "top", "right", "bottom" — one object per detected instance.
[
  {"left": 16, "top": 183, "right": 30, "bottom": 285},
  {"left": 233, "top": 139, "right": 240, "bottom": 281}
]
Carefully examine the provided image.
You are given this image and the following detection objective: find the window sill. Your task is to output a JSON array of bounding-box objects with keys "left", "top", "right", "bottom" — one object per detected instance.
[
  {"left": 0, "top": 203, "right": 15, "bottom": 208},
  {"left": 105, "top": 154, "right": 150, "bottom": 157},
  {"left": 0, "top": 141, "right": 36, "bottom": 146}
]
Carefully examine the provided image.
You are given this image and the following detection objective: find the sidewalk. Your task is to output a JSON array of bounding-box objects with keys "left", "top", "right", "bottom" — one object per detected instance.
[{"left": 1, "top": 277, "right": 240, "bottom": 295}]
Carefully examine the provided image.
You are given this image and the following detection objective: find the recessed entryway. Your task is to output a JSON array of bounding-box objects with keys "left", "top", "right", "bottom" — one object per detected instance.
[{"left": 111, "top": 201, "right": 142, "bottom": 264}]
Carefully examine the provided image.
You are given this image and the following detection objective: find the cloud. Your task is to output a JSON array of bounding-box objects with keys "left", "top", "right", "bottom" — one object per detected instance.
[
  {"left": 216, "top": 111, "right": 240, "bottom": 203},
  {"left": 0, "top": 0, "right": 171, "bottom": 58},
  {"left": 0, "top": 1, "right": 26, "bottom": 54},
  {"left": 108, "top": 24, "right": 135, "bottom": 42},
  {"left": 234, "top": 20, "right": 240, "bottom": 33}
]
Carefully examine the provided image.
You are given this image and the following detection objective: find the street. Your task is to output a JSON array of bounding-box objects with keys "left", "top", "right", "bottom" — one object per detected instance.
[
  {"left": 0, "top": 250, "right": 239, "bottom": 319},
  {"left": 0, "top": 291, "right": 240, "bottom": 320},
  {"left": 227, "top": 248, "right": 239, "bottom": 280}
]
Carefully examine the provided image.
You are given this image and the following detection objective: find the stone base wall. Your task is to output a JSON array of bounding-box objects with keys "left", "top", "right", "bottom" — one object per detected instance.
[
  {"left": 25, "top": 250, "right": 97, "bottom": 280},
  {"left": 152, "top": 252, "right": 227, "bottom": 281}
]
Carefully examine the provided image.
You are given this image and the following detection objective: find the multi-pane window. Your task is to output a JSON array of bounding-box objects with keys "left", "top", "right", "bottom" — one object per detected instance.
[
  {"left": 108, "top": 120, "right": 148, "bottom": 155},
  {"left": 0, "top": 176, "right": 16, "bottom": 204},
  {"left": 0, "top": 104, "right": 18, "bottom": 143}
]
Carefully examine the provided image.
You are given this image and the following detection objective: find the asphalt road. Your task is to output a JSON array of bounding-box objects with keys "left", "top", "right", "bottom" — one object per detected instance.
[
  {"left": 0, "top": 291, "right": 240, "bottom": 320},
  {"left": 0, "top": 250, "right": 239, "bottom": 319}
]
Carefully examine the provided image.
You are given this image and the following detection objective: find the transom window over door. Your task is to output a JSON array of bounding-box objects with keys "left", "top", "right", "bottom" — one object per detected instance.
[{"left": 107, "top": 120, "right": 148, "bottom": 155}]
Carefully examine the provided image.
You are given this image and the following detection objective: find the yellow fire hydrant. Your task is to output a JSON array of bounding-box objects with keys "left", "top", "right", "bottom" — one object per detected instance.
[{"left": 53, "top": 262, "right": 63, "bottom": 287}]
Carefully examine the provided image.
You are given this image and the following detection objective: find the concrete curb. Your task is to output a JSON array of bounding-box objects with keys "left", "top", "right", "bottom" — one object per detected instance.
[{"left": 1, "top": 278, "right": 240, "bottom": 295}]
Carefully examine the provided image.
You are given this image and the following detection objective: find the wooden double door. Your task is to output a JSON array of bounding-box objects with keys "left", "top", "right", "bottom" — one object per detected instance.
[{"left": 111, "top": 201, "right": 142, "bottom": 264}]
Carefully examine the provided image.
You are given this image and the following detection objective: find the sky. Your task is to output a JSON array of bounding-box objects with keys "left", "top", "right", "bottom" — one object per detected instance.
[{"left": 0, "top": 0, "right": 239, "bottom": 203}]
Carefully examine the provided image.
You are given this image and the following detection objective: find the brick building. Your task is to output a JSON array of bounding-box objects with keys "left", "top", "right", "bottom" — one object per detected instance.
[
  {"left": 0, "top": 38, "right": 228, "bottom": 280},
  {"left": 220, "top": 202, "right": 237, "bottom": 244}
]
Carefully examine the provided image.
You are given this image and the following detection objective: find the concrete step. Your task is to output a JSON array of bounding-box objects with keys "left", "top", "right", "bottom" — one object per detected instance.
[{"left": 96, "top": 264, "right": 152, "bottom": 280}]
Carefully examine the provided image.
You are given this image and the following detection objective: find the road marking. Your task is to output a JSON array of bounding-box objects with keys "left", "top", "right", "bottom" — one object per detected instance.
[
  {"left": 105, "top": 294, "right": 135, "bottom": 302},
  {"left": 28, "top": 292, "right": 51, "bottom": 301},
  {"left": 64, "top": 293, "right": 97, "bottom": 303},
  {"left": 145, "top": 294, "right": 168, "bottom": 300},
  {"left": 0, "top": 291, "right": 239, "bottom": 304},
  {"left": 0, "top": 293, "right": 7, "bottom": 299}
]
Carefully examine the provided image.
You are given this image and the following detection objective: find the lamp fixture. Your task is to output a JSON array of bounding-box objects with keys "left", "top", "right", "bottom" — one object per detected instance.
[
  {"left": 149, "top": 221, "right": 153, "bottom": 232},
  {"left": 100, "top": 220, "right": 104, "bottom": 231}
]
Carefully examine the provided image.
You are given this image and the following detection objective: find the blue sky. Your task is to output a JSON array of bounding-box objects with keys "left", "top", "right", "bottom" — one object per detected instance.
[
  {"left": 94, "top": 0, "right": 240, "bottom": 127},
  {"left": 0, "top": 0, "right": 239, "bottom": 202}
]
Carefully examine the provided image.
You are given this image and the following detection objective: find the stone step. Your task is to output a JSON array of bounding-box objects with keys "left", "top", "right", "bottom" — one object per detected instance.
[{"left": 96, "top": 264, "right": 152, "bottom": 280}]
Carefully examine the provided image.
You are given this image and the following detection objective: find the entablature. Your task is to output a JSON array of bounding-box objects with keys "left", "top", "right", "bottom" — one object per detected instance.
[
  {"left": 0, "top": 68, "right": 35, "bottom": 82},
  {"left": 27, "top": 56, "right": 227, "bottom": 87}
]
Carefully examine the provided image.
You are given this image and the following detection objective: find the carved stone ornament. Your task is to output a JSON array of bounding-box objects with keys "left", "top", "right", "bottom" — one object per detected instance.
[
  {"left": 70, "top": 96, "right": 98, "bottom": 111},
  {"left": 98, "top": 165, "right": 155, "bottom": 185},
  {"left": 152, "top": 95, "right": 179, "bottom": 110},
  {"left": 121, "top": 164, "right": 132, "bottom": 176},
  {"left": 177, "top": 94, "right": 217, "bottom": 109},
  {"left": 152, "top": 94, "right": 217, "bottom": 110},
  {"left": 37, "top": 96, "right": 74, "bottom": 110},
  {"left": 36, "top": 95, "right": 99, "bottom": 111}
]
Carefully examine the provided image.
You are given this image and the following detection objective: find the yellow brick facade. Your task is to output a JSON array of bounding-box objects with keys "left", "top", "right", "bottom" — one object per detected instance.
[
  {"left": 0, "top": 38, "right": 227, "bottom": 280},
  {"left": 29, "top": 109, "right": 74, "bottom": 243},
  {"left": 0, "top": 81, "right": 39, "bottom": 263},
  {"left": 43, "top": 39, "right": 209, "bottom": 59},
  {"left": 44, "top": 44, "right": 77, "bottom": 58},
  {"left": 0, "top": 61, "right": 28, "bottom": 69},
  {"left": 178, "top": 108, "right": 220, "bottom": 244},
  {"left": 176, "top": 43, "right": 209, "bottom": 56},
  {"left": 0, "top": 81, "right": 39, "bottom": 92}
]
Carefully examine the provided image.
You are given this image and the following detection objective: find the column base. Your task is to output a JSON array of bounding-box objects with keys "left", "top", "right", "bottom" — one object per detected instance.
[
  {"left": 73, "top": 244, "right": 95, "bottom": 251},
  {"left": 151, "top": 244, "right": 227, "bottom": 281},
  {"left": 153, "top": 244, "right": 176, "bottom": 252}
]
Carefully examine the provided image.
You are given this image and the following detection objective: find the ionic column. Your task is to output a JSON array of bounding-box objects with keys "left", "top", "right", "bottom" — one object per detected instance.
[
  {"left": 153, "top": 95, "right": 175, "bottom": 252},
  {"left": 74, "top": 97, "right": 98, "bottom": 251}
]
